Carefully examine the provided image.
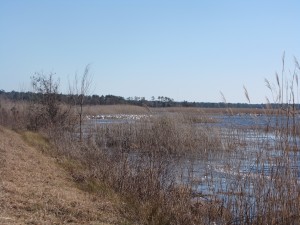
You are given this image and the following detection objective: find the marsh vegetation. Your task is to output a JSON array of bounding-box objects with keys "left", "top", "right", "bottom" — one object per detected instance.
[{"left": 1, "top": 60, "right": 300, "bottom": 224}]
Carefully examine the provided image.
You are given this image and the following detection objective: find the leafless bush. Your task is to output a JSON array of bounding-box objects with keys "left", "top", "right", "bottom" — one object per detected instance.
[{"left": 27, "top": 73, "right": 74, "bottom": 133}]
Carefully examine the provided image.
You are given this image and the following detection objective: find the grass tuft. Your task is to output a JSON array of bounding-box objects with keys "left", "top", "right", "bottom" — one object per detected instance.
[{"left": 21, "top": 131, "right": 51, "bottom": 153}]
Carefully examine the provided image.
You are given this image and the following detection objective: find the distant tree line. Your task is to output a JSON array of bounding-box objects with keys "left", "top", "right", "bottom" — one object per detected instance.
[{"left": 0, "top": 89, "right": 273, "bottom": 109}]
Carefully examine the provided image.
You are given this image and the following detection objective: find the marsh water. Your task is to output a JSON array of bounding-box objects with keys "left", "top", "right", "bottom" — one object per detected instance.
[
  {"left": 192, "top": 114, "right": 300, "bottom": 185},
  {"left": 86, "top": 113, "right": 300, "bottom": 221},
  {"left": 86, "top": 114, "right": 300, "bottom": 184}
]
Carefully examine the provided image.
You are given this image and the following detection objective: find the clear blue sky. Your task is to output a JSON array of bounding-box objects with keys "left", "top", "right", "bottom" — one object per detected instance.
[{"left": 1, "top": 0, "right": 300, "bottom": 103}]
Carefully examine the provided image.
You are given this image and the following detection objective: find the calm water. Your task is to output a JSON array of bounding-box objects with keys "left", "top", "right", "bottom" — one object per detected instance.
[{"left": 212, "top": 114, "right": 300, "bottom": 129}]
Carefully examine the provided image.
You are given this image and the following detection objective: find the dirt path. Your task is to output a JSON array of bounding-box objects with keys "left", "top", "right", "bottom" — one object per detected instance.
[{"left": 0, "top": 127, "right": 121, "bottom": 225}]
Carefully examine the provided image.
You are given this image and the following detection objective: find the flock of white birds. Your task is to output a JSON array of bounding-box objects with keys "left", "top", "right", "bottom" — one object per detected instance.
[{"left": 86, "top": 114, "right": 152, "bottom": 121}]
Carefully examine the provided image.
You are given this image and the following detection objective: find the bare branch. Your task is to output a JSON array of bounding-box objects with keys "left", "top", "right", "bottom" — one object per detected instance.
[{"left": 243, "top": 85, "right": 250, "bottom": 103}]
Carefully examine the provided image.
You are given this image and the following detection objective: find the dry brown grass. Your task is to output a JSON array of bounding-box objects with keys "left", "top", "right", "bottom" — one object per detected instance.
[
  {"left": 93, "top": 114, "right": 223, "bottom": 156},
  {"left": 0, "top": 126, "right": 124, "bottom": 225}
]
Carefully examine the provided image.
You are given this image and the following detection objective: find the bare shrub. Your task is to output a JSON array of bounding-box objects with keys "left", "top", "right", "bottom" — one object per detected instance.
[
  {"left": 69, "top": 65, "right": 92, "bottom": 141},
  {"left": 27, "top": 73, "right": 73, "bottom": 133}
]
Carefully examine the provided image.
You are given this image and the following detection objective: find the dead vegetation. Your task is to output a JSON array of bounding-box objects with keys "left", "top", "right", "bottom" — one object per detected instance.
[
  {"left": 1, "top": 58, "right": 300, "bottom": 224},
  {"left": 0, "top": 127, "right": 123, "bottom": 225}
]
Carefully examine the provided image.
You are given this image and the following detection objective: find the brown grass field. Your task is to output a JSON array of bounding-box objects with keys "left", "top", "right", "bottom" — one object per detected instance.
[{"left": 0, "top": 126, "right": 124, "bottom": 225}]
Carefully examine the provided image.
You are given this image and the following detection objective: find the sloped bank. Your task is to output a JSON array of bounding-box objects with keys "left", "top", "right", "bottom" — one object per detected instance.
[{"left": 0, "top": 126, "right": 122, "bottom": 225}]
